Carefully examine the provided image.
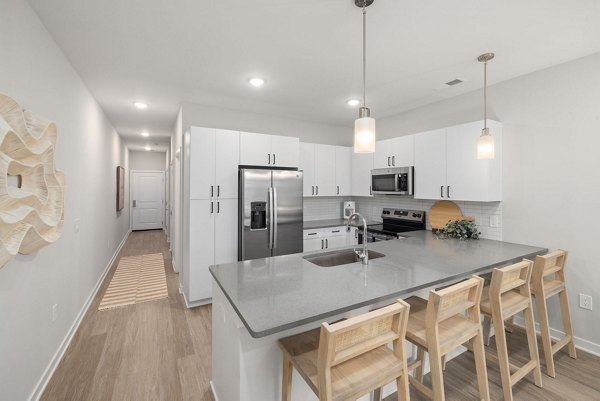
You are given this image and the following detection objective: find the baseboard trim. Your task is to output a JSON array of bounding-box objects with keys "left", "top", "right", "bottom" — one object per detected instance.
[
  {"left": 180, "top": 286, "right": 212, "bottom": 309},
  {"left": 28, "top": 230, "right": 131, "bottom": 401},
  {"left": 210, "top": 380, "right": 219, "bottom": 401},
  {"left": 513, "top": 315, "right": 600, "bottom": 357}
]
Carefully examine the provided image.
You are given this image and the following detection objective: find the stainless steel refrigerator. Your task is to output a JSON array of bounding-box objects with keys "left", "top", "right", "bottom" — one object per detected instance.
[{"left": 239, "top": 168, "right": 303, "bottom": 261}]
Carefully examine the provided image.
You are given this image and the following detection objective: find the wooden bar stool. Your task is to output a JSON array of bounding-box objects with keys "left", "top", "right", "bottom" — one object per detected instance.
[
  {"left": 530, "top": 250, "right": 577, "bottom": 377},
  {"left": 479, "top": 260, "right": 543, "bottom": 401},
  {"left": 405, "top": 276, "right": 490, "bottom": 401},
  {"left": 278, "top": 299, "right": 411, "bottom": 401}
]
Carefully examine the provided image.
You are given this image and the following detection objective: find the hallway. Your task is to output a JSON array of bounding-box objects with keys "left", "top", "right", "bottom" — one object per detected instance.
[{"left": 41, "top": 231, "right": 213, "bottom": 401}]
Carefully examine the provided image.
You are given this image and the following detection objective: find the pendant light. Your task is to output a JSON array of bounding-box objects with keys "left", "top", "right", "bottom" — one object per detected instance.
[
  {"left": 353, "top": 0, "right": 376, "bottom": 153},
  {"left": 477, "top": 52, "right": 495, "bottom": 160}
]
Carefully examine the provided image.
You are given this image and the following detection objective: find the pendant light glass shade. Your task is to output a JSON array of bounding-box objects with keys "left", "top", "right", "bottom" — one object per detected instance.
[
  {"left": 477, "top": 128, "right": 494, "bottom": 159},
  {"left": 354, "top": 116, "right": 376, "bottom": 153}
]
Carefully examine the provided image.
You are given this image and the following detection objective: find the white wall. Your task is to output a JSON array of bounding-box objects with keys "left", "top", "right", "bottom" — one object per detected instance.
[
  {"left": 170, "top": 108, "right": 183, "bottom": 275},
  {"left": 0, "top": 1, "right": 131, "bottom": 400},
  {"left": 181, "top": 102, "right": 350, "bottom": 145},
  {"left": 129, "top": 150, "right": 166, "bottom": 170},
  {"left": 377, "top": 52, "right": 600, "bottom": 352}
]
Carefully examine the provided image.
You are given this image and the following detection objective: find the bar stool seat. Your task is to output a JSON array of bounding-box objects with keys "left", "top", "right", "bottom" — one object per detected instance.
[
  {"left": 405, "top": 297, "right": 481, "bottom": 354},
  {"left": 531, "top": 278, "right": 565, "bottom": 298},
  {"left": 480, "top": 287, "right": 530, "bottom": 316}
]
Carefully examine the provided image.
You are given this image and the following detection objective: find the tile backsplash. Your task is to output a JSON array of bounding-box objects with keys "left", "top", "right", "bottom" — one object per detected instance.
[{"left": 304, "top": 196, "right": 503, "bottom": 240}]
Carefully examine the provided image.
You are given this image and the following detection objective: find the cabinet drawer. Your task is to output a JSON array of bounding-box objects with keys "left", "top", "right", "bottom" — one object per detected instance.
[
  {"left": 303, "top": 229, "right": 324, "bottom": 239},
  {"left": 325, "top": 226, "right": 347, "bottom": 237}
]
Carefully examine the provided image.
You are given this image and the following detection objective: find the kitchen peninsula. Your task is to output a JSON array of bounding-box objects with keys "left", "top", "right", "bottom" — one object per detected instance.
[{"left": 209, "top": 231, "right": 546, "bottom": 401}]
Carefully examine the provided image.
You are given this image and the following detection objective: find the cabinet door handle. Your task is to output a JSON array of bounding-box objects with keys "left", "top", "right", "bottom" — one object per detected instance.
[
  {"left": 440, "top": 186, "right": 444, "bottom": 198},
  {"left": 337, "top": 186, "right": 340, "bottom": 195},
  {"left": 311, "top": 186, "right": 314, "bottom": 195},
  {"left": 325, "top": 239, "right": 328, "bottom": 248},
  {"left": 133, "top": 200, "right": 137, "bottom": 208},
  {"left": 392, "top": 155, "right": 395, "bottom": 166},
  {"left": 332, "top": 230, "right": 340, "bottom": 233},
  {"left": 210, "top": 185, "right": 214, "bottom": 197},
  {"left": 268, "top": 153, "right": 271, "bottom": 164},
  {"left": 308, "top": 232, "right": 317, "bottom": 236},
  {"left": 217, "top": 185, "right": 220, "bottom": 197},
  {"left": 387, "top": 156, "right": 391, "bottom": 166},
  {"left": 210, "top": 201, "right": 214, "bottom": 214},
  {"left": 316, "top": 186, "right": 319, "bottom": 195},
  {"left": 369, "top": 186, "right": 372, "bottom": 195},
  {"left": 321, "top": 239, "right": 324, "bottom": 249},
  {"left": 273, "top": 154, "right": 276, "bottom": 165},
  {"left": 447, "top": 186, "right": 451, "bottom": 198},
  {"left": 217, "top": 201, "right": 220, "bottom": 213},
  {"left": 355, "top": 230, "right": 358, "bottom": 239}
]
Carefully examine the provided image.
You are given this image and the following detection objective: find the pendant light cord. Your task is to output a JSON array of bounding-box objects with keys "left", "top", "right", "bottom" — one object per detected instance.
[
  {"left": 362, "top": 4, "right": 367, "bottom": 108},
  {"left": 483, "top": 60, "right": 487, "bottom": 130}
]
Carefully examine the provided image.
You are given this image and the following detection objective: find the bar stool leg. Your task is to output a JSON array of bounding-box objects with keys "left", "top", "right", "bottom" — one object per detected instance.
[
  {"left": 482, "top": 316, "right": 492, "bottom": 346},
  {"left": 492, "top": 312, "right": 514, "bottom": 401},
  {"left": 373, "top": 387, "right": 382, "bottom": 401},
  {"left": 397, "top": 369, "right": 410, "bottom": 401},
  {"left": 523, "top": 301, "right": 543, "bottom": 387},
  {"left": 535, "top": 295, "right": 556, "bottom": 378},
  {"left": 282, "top": 353, "right": 293, "bottom": 401},
  {"left": 472, "top": 328, "right": 491, "bottom": 401},
  {"left": 416, "top": 347, "right": 425, "bottom": 382},
  {"left": 427, "top": 344, "right": 446, "bottom": 401},
  {"left": 558, "top": 289, "right": 577, "bottom": 359}
]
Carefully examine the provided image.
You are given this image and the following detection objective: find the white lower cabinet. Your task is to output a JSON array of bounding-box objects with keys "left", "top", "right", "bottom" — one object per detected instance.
[
  {"left": 346, "top": 227, "right": 359, "bottom": 246},
  {"left": 303, "top": 226, "right": 352, "bottom": 252},
  {"left": 214, "top": 199, "right": 238, "bottom": 264}
]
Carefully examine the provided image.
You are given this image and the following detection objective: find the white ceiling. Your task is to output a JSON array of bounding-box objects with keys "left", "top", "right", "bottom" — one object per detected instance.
[{"left": 28, "top": 0, "right": 600, "bottom": 149}]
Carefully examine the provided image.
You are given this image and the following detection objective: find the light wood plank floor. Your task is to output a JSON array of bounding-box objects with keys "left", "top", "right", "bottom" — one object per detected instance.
[{"left": 42, "top": 230, "right": 600, "bottom": 401}]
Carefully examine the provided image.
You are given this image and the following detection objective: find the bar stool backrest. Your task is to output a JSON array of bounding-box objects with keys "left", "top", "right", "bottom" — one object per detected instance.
[
  {"left": 489, "top": 259, "right": 533, "bottom": 299},
  {"left": 428, "top": 276, "right": 484, "bottom": 324},
  {"left": 532, "top": 250, "right": 568, "bottom": 285}
]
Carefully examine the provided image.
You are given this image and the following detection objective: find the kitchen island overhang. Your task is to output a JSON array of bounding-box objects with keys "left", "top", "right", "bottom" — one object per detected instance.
[{"left": 209, "top": 230, "right": 547, "bottom": 401}]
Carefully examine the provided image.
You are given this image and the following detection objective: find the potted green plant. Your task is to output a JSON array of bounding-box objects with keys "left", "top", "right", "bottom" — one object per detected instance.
[{"left": 435, "top": 219, "right": 481, "bottom": 240}]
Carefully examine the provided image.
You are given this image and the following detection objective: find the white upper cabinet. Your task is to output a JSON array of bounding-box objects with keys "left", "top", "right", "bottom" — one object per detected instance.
[
  {"left": 214, "top": 129, "right": 240, "bottom": 199},
  {"left": 414, "top": 129, "right": 447, "bottom": 200},
  {"left": 414, "top": 121, "right": 502, "bottom": 201},
  {"left": 335, "top": 146, "right": 352, "bottom": 196},
  {"left": 300, "top": 143, "right": 316, "bottom": 196},
  {"left": 446, "top": 120, "right": 502, "bottom": 201},
  {"left": 240, "top": 132, "right": 299, "bottom": 167},
  {"left": 314, "top": 144, "right": 336, "bottom": 196},
  {"left": 239, "top": 132, "right": 272, "bottom": 166},
  {"left": 271, "top": 135, "right": 300, "bottom": 167},
  {"left": 190, "top": 127, "right": 216, "bottom": 200},
  {"left": 351, "top": 149, "right": 374, "bottom": 197},
  {"left": 374, "top": 135, "right": 415, "bottom": 169}
]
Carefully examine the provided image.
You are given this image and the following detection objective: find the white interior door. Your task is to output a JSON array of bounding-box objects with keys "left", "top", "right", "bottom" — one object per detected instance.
[{"left": 131, "top": 170, "right": 165, "bottom": 230}]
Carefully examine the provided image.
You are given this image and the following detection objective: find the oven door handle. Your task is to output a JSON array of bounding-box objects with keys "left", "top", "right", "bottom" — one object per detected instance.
[{"left": 394, "top": 173, "right": 400, "bottom": 192}]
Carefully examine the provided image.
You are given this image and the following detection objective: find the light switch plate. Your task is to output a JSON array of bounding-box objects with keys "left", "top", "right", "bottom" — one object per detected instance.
[{"left": 489, "top": 216, "right": 499, "bottom": 228}]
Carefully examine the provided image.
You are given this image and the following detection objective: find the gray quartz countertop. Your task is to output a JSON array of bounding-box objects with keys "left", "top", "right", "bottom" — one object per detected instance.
[
  {"left": 209, "top": 230, "right": 547, "bottom": 338},
  {"left": 303, "top": 218, "right": 379, "bottom": 230}
]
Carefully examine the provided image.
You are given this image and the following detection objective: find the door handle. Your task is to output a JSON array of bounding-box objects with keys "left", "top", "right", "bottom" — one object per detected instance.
[
  {"left": 133, "top": 200, "right": 137, "bottom": 207},
  {"left": 273, "top": 187, "right": 278, "bottom": 249},
  {"left": 217, "top": 185, "right": 220, "bottom": 197},
  {"left": 387, "top": 156, "right": 391, "bottom": 166},
  {"left": 440, "top": 186, "right": 444, "bottom": 198},
  {"left": 321, "top": 239, "right": 324, "bottom": 249},
  {"left": 217, "top": 201, "right": 220, "bottom": 213},
  {"left": 210, "top": 185, "right": 214, "bottom": 197},
  {"left": 447, "top": 186, "right": 451, "bottom": 198},
  {"left": 337, "top": 186, "right": 340, "bottom": 195},
  {"left": 316, "top": 186, "right": 319, "bottom": 195},
  {"left": 392, "top": 156, "right": 395, "bottom": 166},
  {"left": 268, "top": 187, "right": 274, "bottom": 249},
  {"left": 273, "top": 154, "right": 276, "bottom": 165},
  {"left": 268, "top": 153, "right": 271, "bottom": 165},
  {"left": 369, "top": 186, "right": 372, "bottom": 195},
  {"left": 325, "top": 239, "right": 328, "bottom": 248},
  {"left": 312, "top": 186, "right": 314, "bottom": 195},
  {"left": 210, "top": 201, "right": 213, "bottom": 213}
]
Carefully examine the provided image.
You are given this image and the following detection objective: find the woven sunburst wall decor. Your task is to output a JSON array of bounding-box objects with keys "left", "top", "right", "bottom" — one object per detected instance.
[{"left": 0, "top": 94, "right": 65, "bottom": 269}]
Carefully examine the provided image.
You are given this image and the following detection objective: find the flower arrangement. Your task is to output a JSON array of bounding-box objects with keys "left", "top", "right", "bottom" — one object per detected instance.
[{"left": 436, "top": 219, "right": 481, "bottom": 240}]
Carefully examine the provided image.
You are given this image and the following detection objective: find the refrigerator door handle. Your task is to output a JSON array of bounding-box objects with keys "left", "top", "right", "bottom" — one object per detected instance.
[
  {"left": 268, "top": 187, "right": 274, "bottom": 249},
  {"left": 273, "top": 187, "right": 278, "bottom": 249}
]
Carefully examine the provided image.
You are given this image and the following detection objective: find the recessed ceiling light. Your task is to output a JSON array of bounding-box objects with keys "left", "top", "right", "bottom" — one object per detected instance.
[
  {"left": 249, "top": 78, "right": 265, "bottom": 87},
  {"left": 144, "top": 146, "right": 151, "bottom": 151},
  {"left": 141, "top": 131, "right": 150, "bottom": 137},
  {"left": 346, "top": 99, "right": 360, "bottom": 107},
  {"left": 134, "top": 101, "right": 148, "bottom": 109}
]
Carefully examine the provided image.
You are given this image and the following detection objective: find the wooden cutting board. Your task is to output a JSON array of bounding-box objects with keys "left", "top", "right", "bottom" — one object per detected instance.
[{"left": 429, "top": 200, "right": 473, "bottom": 230}]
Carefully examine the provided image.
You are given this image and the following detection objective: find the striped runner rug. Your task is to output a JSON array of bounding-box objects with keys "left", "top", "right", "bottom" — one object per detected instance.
[{"left": 98, "top": 253, "right": 168, "bottom": 310}]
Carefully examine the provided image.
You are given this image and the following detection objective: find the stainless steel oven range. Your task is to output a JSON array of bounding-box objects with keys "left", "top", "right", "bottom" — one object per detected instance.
[{"left": 357, "top": 208, "right": 426, "bottom": 244}]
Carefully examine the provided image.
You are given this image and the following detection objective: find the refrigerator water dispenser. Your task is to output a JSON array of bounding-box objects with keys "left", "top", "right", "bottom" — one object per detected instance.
[{"left": 250, "top": 202, "right": 267, "bottom": 230}]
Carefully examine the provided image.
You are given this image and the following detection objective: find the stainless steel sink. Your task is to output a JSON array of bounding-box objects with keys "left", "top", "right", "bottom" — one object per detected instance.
[{"left": 303, "top": 249, "right": 385, "bottom": 267}]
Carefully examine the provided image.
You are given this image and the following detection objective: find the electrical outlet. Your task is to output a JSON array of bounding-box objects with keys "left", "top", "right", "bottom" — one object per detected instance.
[
  {"left": 489, "top": 216, "right": 499, "bottom": 228},
  {"left": 52, "top": 304, "right": 59, "bottom": 322},
  {"left": 579, "top": 294, "right": 593, "bottom": 310}
]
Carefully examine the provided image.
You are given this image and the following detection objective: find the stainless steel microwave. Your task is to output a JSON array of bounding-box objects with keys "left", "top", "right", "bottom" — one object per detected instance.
[{"left": 371, "top": 167, "right": 414, "bottom": 195}]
